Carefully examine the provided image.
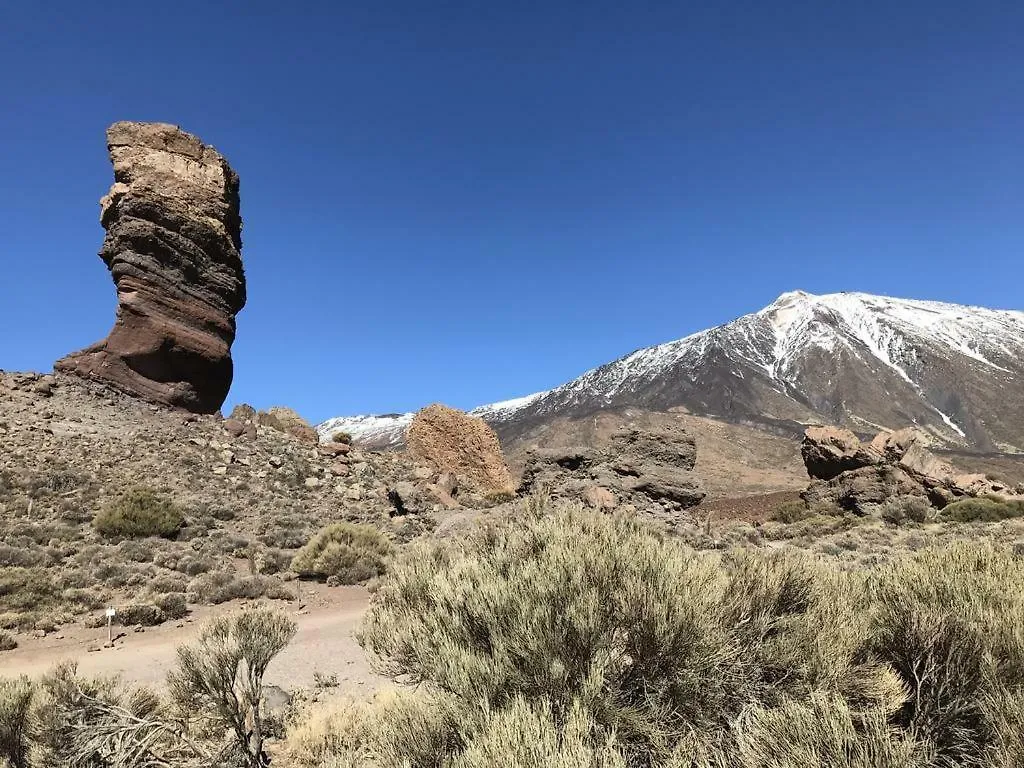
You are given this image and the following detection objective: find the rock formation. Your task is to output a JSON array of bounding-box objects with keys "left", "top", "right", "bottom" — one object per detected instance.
[
  {"left": 518, "top": 423, "right": 705, "bottom": 516},
  {"left": 56, "top": 122, "right": 245, "bottom": 413},
  {"left": 406, "top": 404, "right": 514, "bottom": 496},
  {"left": 801, "top": 426, "right": 1020, "bottom": 514},
  {"left": 256, "top": 407, "right": 319, "bottom": 444}
]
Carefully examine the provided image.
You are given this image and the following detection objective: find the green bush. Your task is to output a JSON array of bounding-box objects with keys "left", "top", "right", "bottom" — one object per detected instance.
[
  {"left": 331, "top": 431, "right": 353, "bottom": 444},
  {"left": 0, "top": 676, "right": 34, "bottom": 768},
  {"left": 186, "top": 571, "right": 293, "bottom": 605},
  {"left": 880, "top": 495, "right": 934, "bottom": 525},
  {"left": 771, "top": 498, "right": 812, "bottom": 523},
  {"left": 939, "top": 496, "right": 1024, "bottom": 523},
  {"left": 169, "top": 608, "right": 297, "bottom": 768},
  {"left": 335, "top": 500, "right": 1024, "bottom": 767},
  {"left": 290, "top": 523, "right": 391, "bottom": 584},
  {"left": 92, "top": 488, "right": 185, "bottom": 538},
  {"left": 358, "top": 503, "right": 874, "bottom": 764}
]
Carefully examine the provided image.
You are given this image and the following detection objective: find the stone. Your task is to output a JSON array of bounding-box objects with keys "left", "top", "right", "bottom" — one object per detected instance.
[
  {"left": 803, "top": 464, "right": 921, "bottom": 515},
  {"left": 223, "top": 418, "right": 246, "bottom": 438},
  {"left": 329, "top": 462, "right": 350, "bottom": 477},
  {"left": 518, "top": 423, "right": 704, "bottom": 514},
  {"left": 229, "top": 403, "right": 257, "bottom": 422},
  {"left": 801, "top": 426, "right": 882, "bottom": 480},
  {"left": 318, "top": 442, "right": 351, "bottom": 457},
  {"left": 388, "top": 480, "right": 432, "bottom": 516},
  {"left": 802, "top": 424, "right": 1023, "bottom": 514},
  {"left": 258, "top": 407, "right": 318, "bottom": 443},
  {"left": 304, "top": 476, "right": 321, "bottom": 488},
  {"left": 627, "top": 464, "right": 705, "bottom": 507},
  {"left": 406, "top": 404, "right": 514, "bottom": 495},
  {"left": 583, "top": 485, "right": 616, "bottom": 510},
  {"left": 898, "top": 441, "right": 954, "bottom": 480},
  {"left": 869, "top": 427, "right": 925, "bottom": 461},
  {"left": 212, "top": 465, "right": 228, "bottom": 475},
  {"left": 55, "top": 122, "right": 245, "bottom": 413}
]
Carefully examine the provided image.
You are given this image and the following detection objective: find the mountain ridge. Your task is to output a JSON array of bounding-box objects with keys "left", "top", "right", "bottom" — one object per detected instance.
[{"left": 318, "top": 291, "right": 1024, "bottom": 452}]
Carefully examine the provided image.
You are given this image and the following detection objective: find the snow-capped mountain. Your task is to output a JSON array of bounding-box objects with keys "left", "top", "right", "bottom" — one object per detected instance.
[
  {"left": 317, "top": 393, "right": 547, "bottom": 449},
  {"left": 319, "top": 291, "right": 1024, "bottom": 452}
]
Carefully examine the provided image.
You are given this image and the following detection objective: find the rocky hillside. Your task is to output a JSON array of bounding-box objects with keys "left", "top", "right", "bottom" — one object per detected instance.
[
  {"left": 321, "top": 291, "right": 1024, "bottom": 453},
  {"left": 0, "top": 371, "right": 500, "bottom": 631}
]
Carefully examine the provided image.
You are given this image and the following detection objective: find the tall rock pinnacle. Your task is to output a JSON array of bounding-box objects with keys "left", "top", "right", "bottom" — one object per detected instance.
[{"left": 56, "top": 122, "right": 246, "bottom": 413}]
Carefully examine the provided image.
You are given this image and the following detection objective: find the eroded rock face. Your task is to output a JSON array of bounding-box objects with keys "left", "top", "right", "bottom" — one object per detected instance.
[
  {"left": 801, "top": 426, "right": 1020, "bottom": 514},
  {"left": 56, "top": 122, "right": 245, "bottom": 413},
  {"left": 518, "top": 423, "right": 704, "bottom": 515},
  {"left": 801, "top": 426, "right": 882, "bottom": 480},
  {"left": 406, "top": 404, "right": 514, "bottom": 495}
]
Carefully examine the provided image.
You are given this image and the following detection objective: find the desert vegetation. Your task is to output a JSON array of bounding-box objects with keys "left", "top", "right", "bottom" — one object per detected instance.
[
  {"left": 0, "top": 608, "right": 295, "bottom": 768},
  {"left": 290, "top": 522, "right": 391, "bottom": 584},
  {"left": 2, "top": 498, "right": 1024, "bottom": 765},
  {"left": 283, "top": 499, "right": 1024, "bottom": 767},
  {"left": 92, "top": 488, "right": 185, "bottom": 539}
]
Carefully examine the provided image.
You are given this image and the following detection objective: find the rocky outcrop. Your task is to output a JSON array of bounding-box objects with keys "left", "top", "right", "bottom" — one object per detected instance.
[
  {"left": 406, "top": 404, "right": 514, "bottom": 495},
  {"left": 801, "top": 426, "right": 1020, "bottom": 514},
  {"left": 257, "top": 407, "right": 318, "bottom": 444},
  {"left": 518, "top": 423, "right": 704, "bottom": 516},
  {"left": 56, "top": 122, "right": 245, "bottom": 413},
  {"left": 801, "top": 426, "right": 882, "bottom": 480}
]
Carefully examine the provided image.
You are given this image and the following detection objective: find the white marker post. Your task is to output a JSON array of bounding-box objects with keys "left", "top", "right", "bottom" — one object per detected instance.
[{"left": 105, "top": 607, "right": 116, "bottom": 645}]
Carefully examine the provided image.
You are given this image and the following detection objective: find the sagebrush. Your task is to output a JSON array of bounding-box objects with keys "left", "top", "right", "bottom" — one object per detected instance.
[
  {"left": 285, "top": 499, "right": 1024, "bottom": 768},
  {"left": 290, "top": 522, "right": 390, "bottom": 584},
  {"left": 92, "top": 488, "right": 184, "bottom": 538}
]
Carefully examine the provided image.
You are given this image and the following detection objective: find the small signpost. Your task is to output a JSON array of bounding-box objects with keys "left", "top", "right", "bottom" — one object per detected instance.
[{"left": 105, "top": 607, "right": 116, "bottom": 645}]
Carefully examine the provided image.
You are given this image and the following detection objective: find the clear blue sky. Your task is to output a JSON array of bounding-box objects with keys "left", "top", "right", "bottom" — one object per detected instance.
[{"left": 1, "top": 2, "right": 1021, "bottom": 423}]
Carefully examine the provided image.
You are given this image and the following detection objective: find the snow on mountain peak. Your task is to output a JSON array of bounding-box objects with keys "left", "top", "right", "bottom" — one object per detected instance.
[{"left": 319, "top": 291, "right": 1024, "bottom": 449}]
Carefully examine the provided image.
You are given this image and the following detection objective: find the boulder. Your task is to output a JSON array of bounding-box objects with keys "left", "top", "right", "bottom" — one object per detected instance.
[
  {"left": 56, "top": 122, "right": 245, "bottom": 413},
  {"left": 897, "top": 441, "right": 954, "bottom": 480},
  {"left": 801, "top": 426, "right": 881, "bottom": 480},
  {"left": 869, "top": 427, "right": 925, "bottom": 462},
  {"left": 387, "top": 481, "right": 433, "bottom": 516},
  {"left": 406, "top": 404, "right": 514, "bottom": 495},
  {"left": 582, "top": 485, "right": 616, "bottom": 510},
  {"left": 518, "top": 423, "right": 704, "bottom": 515},
  {"left": 803, "top": 464, "right": 921, "bottom": 515},
  {"left": 801, "top": 424, "right": 1023, "bottom": 515},
  {"left": 257, "top": 407, "right": 318, "bottom": 443}
]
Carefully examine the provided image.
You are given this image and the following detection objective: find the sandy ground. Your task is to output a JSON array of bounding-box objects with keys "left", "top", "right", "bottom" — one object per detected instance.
[{"left": 0, "top": 584, "right": 384, "bottom": 695}]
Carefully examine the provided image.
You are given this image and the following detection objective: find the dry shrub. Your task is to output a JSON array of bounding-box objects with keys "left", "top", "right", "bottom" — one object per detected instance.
[
  {"left": 186, "top": 571, "right": 293, "bottom": 605},
  {"left": 358, "top": 502, "right": 874, "bottom": 764},
  {"left": 0, "top": 676, "right": 34, "bottom": 768},
  {"left": 939, "top": 496, "right": 1024, "bottom": 523},
  {"left": 168, "top": 608, "right": 296, "bottom": 768},
  {"left": 450, "top": 698, "right": 626, "bottom": 768},
  {"left": 864, "top": 542, "right": 1024, "bottom": 765},
  {"left": 880, "top": 495, "right": 934, "bottom": 525},
  {"left": 730, "top": 694, "right": 931, "bottom": 768},
  {"left": 285, "top": 689, "right": 460, "bottom": 768},
  {"left": 340, "top": 499, "right": 1024, "bottom": 767},
  {"left": 771, "top": 498, "right": 812, "bottom": 523},
  {"left": 290, "top": 522, "right": 390, "bottom": 584},
  {"left": 92, "top": 488, "right": 184, "bottom": 539}
]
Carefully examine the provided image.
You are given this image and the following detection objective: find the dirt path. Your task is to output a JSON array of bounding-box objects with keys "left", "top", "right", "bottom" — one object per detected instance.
[{"left": 0, "top": 585, "right": 384, "bottom": 695}]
